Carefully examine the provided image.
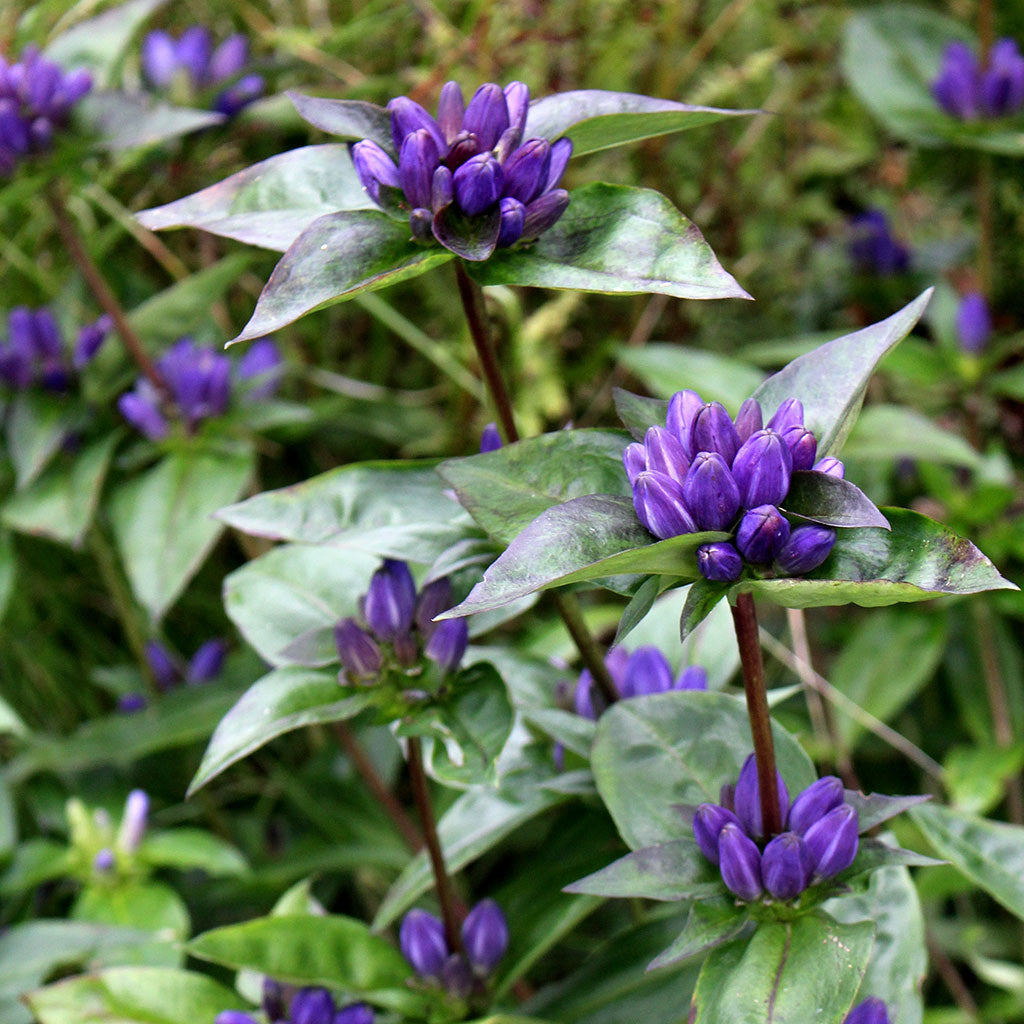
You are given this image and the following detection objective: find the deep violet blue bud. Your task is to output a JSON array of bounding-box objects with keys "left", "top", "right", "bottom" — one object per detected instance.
[
  {"left": 493, "top": 126, "right": 522, "bottom": 165},
  {"left": 522, "top": 188, "right": 569, "bottom": 238},
  {"left": 142, "top": 31, "right": 178, "bottom": 87},
  {"left": 118, "top": 384, "right": 168, "bottom": 441},
  {"left": 666, "top": 389, "right": 703, "bottom": 456},
  {"left": 731, "top": 429, "right": 792, "bottom": 509},
  {"left": 956, "top": 292, "right": 992, "bottom": 353},
  {"left": 118, "top": 692, "right": 148, "bottom": 713},
  {"left": 632, "top": 471, "right": 696, "bottom": 539},
  {"left": 782, "top": 424, "right": 817, "bottom": 472},
  {"left": 676, "top": 665, "right": 708, "bottom": 691},
  {"left": 766, "top": 397, "right": 803, "bottom": 436},
  {"left": 187, "top": 638, "right": 227, "bottom": 684},
  {"left": 415, "top": 577, "right": 453, "bottom": 636},
  {"left": 409, "top": 207, "right": 433, "bottom": 241},
  {"left": 690, "top": 403, "right": 740, "bottom": 466},
  {"left": 364, "top": 560, "right": 417, "bottom": 640},
  {"left": 388, "top": 96, "right": 445, "bottom": 153},
  {"left": 72, "top": 314, "right": 112, "bottom": 369},
  {"left": 214, "top": 1013, "right": 258, "bottom": 1024},
  {"left": 208, "top": 35, "right": 248, "bottom": 83},
  {"left": 425, "top": 618, "right": 468, "bottom": 674},
  {"left": 573, "top": 647, "right": 630, "bottom": 718},
  {"left": 844, "top": 998, "right": 891, "bottom": 1024},
  {"left": 479, "top": 422, "right": 502, "bottom": 453},
  {"left": 28, "top": 308, "right": 61, "bottom": 358},
  {"left": 504, "top": 81, "right": 530, "bottom": 136},
  {"left": 93, "top": 848, "right": 115, "bottom": 873},
  {"left": 445, "top": 130, "right": 479, "bottom": 170},
  {"left": 334, "top": 618, "right": 383, "bottom": 679},
  {"left": 496, "top": 196, "right": 525, "bottom": 247},
  {"left": 454, "top": 152, "right": 503, "bottom": 215},
  {"left": 261, "top": 979, "right": 286, "bottom": 1021},
  {"left": 814, "top": 456, "right": 844, "bottom": 478},
  {"left": 734, "top": 398, "right": 763, "bottom": 443},
  {"left": 718, "top": 822, "right": 763, "bottom": 901},
  {"left": 545, "top": 137, "right": 573, "bottom": 191},
  {"left": 805, "top": 803, "right": 859, "bottom": 879},
  {"left": 683, "top": 452, "right": 740, "bottom": 531},
  {"left": 787, "top": 776, "right": 845, "bottom": 835},
  {"left": 400, "top": 909, "right": 448, "bottom": 979},
  {"left": 334, "top": 1004, "right": 374, "bottom": 1024},
  {"left": 775, "top": 525, "right": 836, "bottom": 576},
  {"left": 502, "top": 138, "right": 551, "bottom": 203},
  {"left": 60, "top": 68, "right": 94, "bottom": 108},
  {"left": 697, "top": 542, "right": 742, "bottom": 582},
  {"left": 462, "top": 899, "right": 509, "bottom": 973},
  {"left": 213, "top": 74, "right": 265, "bottom": 118},
  {"left": 982, "top": 39, "right": 1024, "bottom": 117},
  {"left": 623, "top": 442, "right": 647, "bottom": 484},
  {"left": 932, "top": 41, "right": 982, "bottom": 119},
  {"left": 761, "top": 831, "right": 814, "bottom": 900},
  {"left": 352, "top": 140, "right": 400, "bottom": 205},
  {"left": 291, "top": 988, "right": 335, "bottom": 1024},
  {"left": 431, "top": 165, "right": 455, "bottom": 214},
  {"left": 734, "top": 753, "right": 790, "bottom": 840},
  {"left": 437, "top": 81, "right": 465, "bottom": 144},
  {"left": 619, "top": 646, "right": 674, "bottom": 698},
  {"left": 118, "top": 789, "right": 149, "bottom": 852},
  {"left": 399, "top": 128, "right": 441, "bottom": 210},
  {"left": 462, "top": 83, "right": 509, "bottom": 152},
  {"left": 145, "top": 641, "right": 179, "bottom": 690},
  {"left": 0, "top": 106, "right": 30, "bottom": 155},
  {"left": 736, "top": 504, "right": 791, "bottom": 565},
  {"left": 693, "top": 803, "right": 741, "bottom": 864},
  {"left": 643, "top": 426, "right": 689, "bottom": 483}
]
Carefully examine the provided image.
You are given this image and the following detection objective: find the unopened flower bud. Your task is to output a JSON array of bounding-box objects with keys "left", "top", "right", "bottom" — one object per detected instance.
[
  {"left": 522, "top": 188, "right": 569, "bottom": 238},
  {"left": 442, "top": 953, "right": 475, "bottom": 999},
  {"left": 767, "top": 397, "right": 804, "bottom": 436},
  {"left": 734, "top": 398, "right": 763, "bottom": 443},
  {"left": 437, "top": 81, "right": 465, "bottom": 144},
  {"left": 496, "top": 196, "right": 525, "bottom": 247},
  {"left": 788, "top": 776, "right": 844, "bottom": 834},
  {"left": 761, "top": 831, "right": 814, "bottom": 900},
  {"left": 454, "top": 152, "right": 503, "bottom": 215},
  {"left": 844, "top": 998, "right": 891, "bottom": 1024},
  {"left": 697, "top": 541, "right": 742, "bottom": 582},
  {"left": 805, "top": 803, "right": 859, "bottom": 879},
  {"left": 734, "top": 754, "right": 789, "bottom": 840},
  {"left": 261, "top": 979, "right": 286, "bottom": 1020},
  {"left": 118, "top": 789, "right": 149, "bottom": 852},
  {"left": 693, "top": 803, "right": 741, "bottom": 864},
  {"left": 352, "top": 140, "right": 400, "bottom": 205},
  {"left": 479, "top": 423, "right": 502, "bottom": 453},
  {"left": 503, "top": 81, "right": 530, "bottom": 136},
  {"left": 93, "top": 848, "right": 115, "bottom": 873},
  {"left": 188, "top": 638, "right": 227, "bottom": 684},
  {"left": 545, "top": 137, "right": 573, "bottom": 191},
  {"left": 462, "top": 898, "right": 508, "bottom": 974},
  {"left": 503, "top": 138, "right": 551, "bottom": 204},
  {"left": 781, "top": 424, "right": 817, "bottom": 472},
  {"left": 399, "top": 128, "right": 441, "bottom": 210},
  {"left": 632, "top": 471, "right": 696, "bottom": 539},
  {"left": 690, "top": 403, "right": 740, "bottom": 465},
  {"left": 291, "top": 988, "right": 335, "bottom": 1024},
  {"left": 409, "top": 208, "right": 433, "bottom": 242},
  {"left": 334, "top": 1003, "right": 374, "bottom": 1024},
  {"left": 675, "top": 665, "right": 707, "bottom": 691},
  {"left": 414, "top": 578, "right": 453, "bottom": 637},
  {"left": 145, "top": 640, "right": 179, "bottom": 690},
  {"left": 73, "top": 314, "right": 112, "bottom": 369},
  {"left": 643, "top": 426, "right": 689, "bottom": 483},
  {"left": 956, "top": 292, "right": 991, "bottom": 354},
  {"left": 462, "top": 83, "right": 510, "bottom": 151},
  {"left": 982, "top": 39, "right": 1024, "bottom": 117},
  {"left": 736, "top": 505, "right": 791, "bottom": 564},
  {"left": 388, "top": 96, "right": 444, "bottom": 153},
  {"left": 364, "top": 560, "right": 417, "bottom": 640},
  {"left": 683, "top": 452, "right": 740, "bottom": 531},
  {"left": 400, "top": 909, "right": 448, "bottom": 979},
  {"left": 718, "top": 823, "right": 763, "bottom": 901},
  {"left": 813, "top": 456, "right": 844, "bottom": 478},
  {"left": 334, "top": 618, "right": 382, "bottom": 679},
  {"left": 620, "top": 646, "right": 674, "bottom": 698},
  {"left": 214, "top": 1013, "right": 258, "bottom": 1024},
  {"left": 425, "top": 618, "right": 468, "bottom": 674},
  {"left": 775, "top": 525, "right": 836, "bottom": 576},
  {"left": 731, "top": 429, "right": 792, "bottom": 509},
  {"left": 622, "top": 442, "right": 647, "bottom": 484}
]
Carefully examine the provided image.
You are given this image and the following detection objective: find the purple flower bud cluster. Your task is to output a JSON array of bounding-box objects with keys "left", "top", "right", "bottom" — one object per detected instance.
[
  {"left": 335, "top": 562, "right": 467, "bottom": 685},
  {"left": 400, "top": 900, "right": 508, "bottom": 994},
  {"left": 573, "top": 646, "right": 707, "bottom": 720},
  {"left": 0, "top": 307, "right": 110, "bottom": 391},
  {"left": 932, "top": 38, "right": 1024, "bottom": 120},
  {"left": 121, "top": 637, "right": 227, "bottom": 712},
  {"left": 118, "top": 336, "right": 282, "bottom": 440},
  {"left": 0, "top": 48, "right": 92, "bottom": 176},
  {"left": 848, "top": 211, "right": 910, "bottom": 276},
  {"left": 624, "top": 391, "right": 841, "bottom": 583},
  {"left": 353, "top": 81, "right": 571, "bottom": 255},
  {"left": 844, "top": 999, "right": 890, "bottom": 1024},
  {"left": 142, "top": 28, "right": 265, "bottom": 117},
  {"left": 956, "top": 291, "right": 992, "bottom": 353},
  {"left": 215, "top": 981, "right": 373, "bottom": 1024},
  {"left": 693, "top": 756, "right": 859, "bottom": 902}
]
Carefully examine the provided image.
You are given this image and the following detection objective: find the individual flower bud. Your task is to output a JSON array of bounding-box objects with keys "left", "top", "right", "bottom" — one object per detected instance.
[
  {"left": 932, "top": 41, "right": 981, "bottom": 119},
  {"left": 731, "top": 429, "right": 792, "bottom": 510},
  {"left": 31, "top": 309, "right": 62, "bottom": 358},
  {"left": 718, "top": 822, "right": 763, "bottom": 901},
  {"left": 393, "top": 630, "right": 419, "bottom": 667},
  {"left": 462, "top": 83, "right": 509, "bottom": 151},
  {"left": 388, "top": 96, "right": 445, "bottom": 152},
  {"left": 522, "top": 188, "right": 569, "bottom": 238},
  {"left": 767, "top": 397, "right": 804, "bottom": 436},
  {"left": 415, "top": 578, "right": 453, "bottom": 637},
  {"left": 237, "top": 337, "right": 283, "bottom": 400},
  {"left": 145, "top": 641, "right": 179, "bottom": 690},
  {"left": 118, "top": 789, "right": 149, "bottom": 852},
  {"left": 734, "top": 398, "right": 763, "bottom": 443},
  {"left": 805, "top": 803, "right": 859, "bottom": 879},
  {"left": 364, "top": 560, "right": 417, "bottom": 640},
  {"left": 479, "top": 422, "right": 502, "bottom": 453},
  {"left": 142, "top": 30, "right": 178, "bottom": 87},
  {"left": 425, "top": 618, "right": 468, "bottom": 674},
  {"left": 400, "top": 909, "right": 448, "bottom": 979},
  {"left": 734, "top": 753, "right": 790, "bottom": 840},
  {"left": 696, "top": 542, "right": 742, "bottom": 582},
  {"left": 693, "top": 803, "right": 741, "bottom": 864},
  {"left": 334, "top": 618, "right": 383, "bottom": 679},
  {"left": 736, "top": 505, "right": 791, "bottom": 564},
  {"left": 175, "top": 26, "right": 213, "bottom": 84},
  {"left": 119, "top": 388, "right": 161, "bottom": 440},
  {"left": 437, "top": 81, "right": 465, "bottom": 144},
  {"left": 620, "top": 646, "right": 674, "bottom": 698},
  {"left": 503, "top": 81, "right": 530, "bottom": 136},
  {"left": 545, "top": 137, "right": 573, "bottom": 190},
  {"left": 399, "top": 128, "right": 440, "bottom": 210},
  {"left": 682, "top": 452, "right": 740, "bottom": 531},
  {"left": 774, "top": 525, "right": 836, "bottom": 576},
  {"left": 72, "top": 314, "right": 112, "bottom": 369},
  {"left": 622, "top": 442, "right": 647, "bottom": 484},
  {"left": 843, "top": 998, "right": 891, "bottom": 1024},
  {"left": 453, "top": 152, "right": 503, "bottom": 215},
  {"left": 956, "top": 292, "right": 991, "bottom": 354},
  {"left": 442, "top": 954, "right": 475, "bottom": 999},
  {"left": 334, "top": 1003, "right": 374, "bottom": 1024},
  {"left": 462, "top": 899, "right": 509, "bottom": 974},
  {"left": 781, "top": 424, "right": 817, "bottom": 472},
  {"left": 261, "top": 979, "right": 286, "bottom": 1021},
  {"left": 689, "top": 403, "right": 740, "bottom": 466},
  {"left": 208, "top": 34, "right": 248, "bottom": 82},
  {"left": 431, "top": 164, "right": 454, "bottom": 212},
  {"left": 214, "top": 74, "right": 265, "bottom": 118},
  {"left": 408, "top": 208, "right": 432, "bottom": 241},
  {"left": 496, "top": 196, "right": 525, "bottom": 247},
  {"left": 493, "top": 126, "right": 522, "bottom": 165},
  {"left": 444, "top": 130, "right": 479, "bottom": 170},
  {"left": 93, "top": 848, "right": 115, "bottom": 873},
  {"left": 813, "top": 456, "right": 844, "bottom": 478},
  {"left": 573, "top": 669, "right": 599, "bottom": 720},
  {"left": 214, "top": 1014, "right": 258, "bottom": 1024},
  {"left": 118, "top": 693, "right": 147, "bottom": 713},
  {"left": 187, "top": 638, "right": 227, "bottom": 684},
  {"left": 291, "top": 988, "right": 335, "bottom": 1024},
  {"left": 787, "top": 776, "right": 845, "bottom": 835},
  {"left": 761, "top": 831, "right": 814, "bottom": 901},
  {"left": 502, "top": 138, "right": 551, "bottom": 203},
  {"left": 981, "top": 38, "right": 1024, "bottom": 117},
  {"left": 643, "top": 425, "right": 689, "bottom": 483},
  {"left": 632, "top": 471, "right": 696, "bottom": 539},
  {"left": 676, "top": 665, "right": 708, "bottom": 691}
]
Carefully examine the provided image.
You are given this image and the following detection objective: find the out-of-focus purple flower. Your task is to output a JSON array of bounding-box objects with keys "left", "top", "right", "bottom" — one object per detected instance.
[
  {"left": 291, "top": 988, "right": 335, "bottom": 1024},
  {"left": 956, "top": 291, "right": 992, "bottom": 353},
  {"left": 400, "top": 909, "right": 448, "bottom": 979},
  {"left": 118, "top": 381, "right": 169, "bottom": 440},
  {"left": 424, "top": 618, "right": 468, "bottom": 674},
  {"left": 237, "top": 337, "right": 283, "bottom": 398},
  {"left": 462, "top": 899, "right": 509, "bottom": 974},
  {"left": 677, "top": 664, "right": 708, "bottom": 690},
  {"left": 187, "top": 638, "right": 227, "bottom": 684},
  {"left": 118, "top": 693, "right": 148, "bottom": 713},
  {"left": 118, "top": 789, "right": 149, "bottom": 852},
  {"left": 849, "top": 210, "right": 910, "bottom": 275},
  {"left": 932, "top": 38, "right": 1024, "bottom": 120},
  {"left": 261, "top": 979, "right": 286, "bottom": 1021},
  {"left": 333, "top": 1004, "right": 374, "bottom": 1024},
  {"left": 775, "top": 525, "right": 836, "bottom": 576},
  {"left": 214, "top": 1013, "right": 259, "bottom": 1024},
  {"left": 364, "top": 560, "right": 417, "bottom": 640},
  {"left": 72, "top": 314, "right": 112, "bottom": 369},
  {"left": 933, "top": 41, "right": 983, "bottom": 118},
  {"left": 145, "top": 640, "right": 179, "bottom": 690},
  {"left": 982, "top": 39, "right": 1024, "bottom": 117},
  {"left": 479, "top": 422, "right": 502, "bottom": 452},
  {"left": 93, "top": 848, "right": 116, "bottom": 873},
  {"left": 844, "top": 998, "right": 890, "bottom": 1024},
  {"left": 335, "top": 618, "right": 383, "bottom": 681}
]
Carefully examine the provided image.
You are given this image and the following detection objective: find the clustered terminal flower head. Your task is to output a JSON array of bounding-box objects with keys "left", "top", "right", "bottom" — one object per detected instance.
[
  {"left": 573, "top": 645, "right": 707, "bottom": 720},
  {"left": 848, "top": 210, "right": 910, "bottom": 276},
  {"left": 352, "top": 81, "right": 572, "bottom": 257},
  {"left": 693, "top": 756, "right": 859, "bottom": 902},
  {"left": 844, "top": 999, "right": 891, "bottom": 1024},
  {"left": 0, "top": 307, "right": 110, "bottom": 391},
  {"left": 215, "top": 981, "right": 373, "bottom": 1024},
  {"left": 625, "top": 390, "right": 842, "bottom": 583},
  {"left": 142, "top": 27, "right": 265, "bottom": 117},
  {"left": 334, "top": 561, "right": 468, "bottom": 685},
  {"left": 400, "top": 901, "right": 508, "bottom": 995},
  {"left": 932, "top": 38, "right": 1024, "bottom": 120},
  {"left": 0, "top": 48, "right": 92, "bottom": 176}
]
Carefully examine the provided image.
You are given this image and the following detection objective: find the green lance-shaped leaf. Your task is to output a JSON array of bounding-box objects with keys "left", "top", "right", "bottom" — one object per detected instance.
[
  {"left": 137, "top": 829, "right": 248, "bottom": 877},
  {"left": 5, "top": 392, "right": 80, "bottom": 490},
  {"left": 287, "top": 91, "right": 395, "bottom": 153},
  {"left": 230, "top": 210, "right": 453, "bottom": 344},
  {"left": 137, "top": 145, "right": 375, "bottom": 252},
  {"left": 647, "top": 899, "right": 750, "bottom": 972},
  {"left": 737, "top": 508, "right": 1016, "bottom": 610},
  {"left": 781, "top": 471, "right": 890, "bottom": 530},
  {"left": 691, "top": 913, "right": 875, "bottom": 1024},
  {"left": 470, "top": 184, "right": 750, "bottom": 300},
  {"left": 524, "top": 90, "right": 756, "bottom": 156},
  {"left": 77, "top": 91, "right": 225, "bottom": 151}
]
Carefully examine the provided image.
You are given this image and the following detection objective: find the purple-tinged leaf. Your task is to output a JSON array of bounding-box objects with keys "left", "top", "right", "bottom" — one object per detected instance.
[
  {"left": 287, "top": 91, "right": 394, "bottom": 154},
  {"left": 432, "top": 203, "right": 501, "bottom": 261},
  {"left": 782, "top": 471, "right": 890, "bottom": 530},
  {"left": 845, "top": 791, "right": 931, "bottom": 833}
]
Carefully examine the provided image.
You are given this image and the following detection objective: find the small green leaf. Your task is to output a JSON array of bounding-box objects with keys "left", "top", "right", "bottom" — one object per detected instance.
[
  {"left": 72, "top": 881, "right": 190, "bottom": 957},
  {"left": 614, "top": 387, "right": 668, "bottom": 440},
  {"left": 648, "top": 900, "right": 749, "bottom": 971},
  {"left": 137, "top": 829, "right": 248, "bottom": 877},
  {"left": 845, "top": 791, "right": 931, "bottom": 833},
  {"left": 287, "top": 92, "right": 394, "bottom": 153},
  {"left": 615, "top": 574, "right": 672, "bottom": 646},
  {"left": 78, "top": 91, "right": 224, "bottom": 151},
  {"left": 680, "top": 577, "right": 729, "bottom": 641},
  {"left": 5, "top": 392, "right": 76, "bottom": 490},
  {"left": 782, "top": 471, "right": 890, "bottom": 530},
  {"left": 0, "top": 531, "right": 15, "bottom": 626}
]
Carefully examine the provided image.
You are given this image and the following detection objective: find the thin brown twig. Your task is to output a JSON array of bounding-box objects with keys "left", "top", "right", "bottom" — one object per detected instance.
[{"left": 927, "top": 933, "right": 981, "bottom": 1020}]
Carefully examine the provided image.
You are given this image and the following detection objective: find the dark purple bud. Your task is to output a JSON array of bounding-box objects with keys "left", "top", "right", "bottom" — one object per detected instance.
[
  {"left": 718, "top": 822, "right": 763, "bottom": 901},
  {"left": 208, "top": 35, "right": 248, "bottom": 84},
  {"left": 697, "top": 542, "right": 742, "bottom": 582},
  {"left": 781, "top": 424, "right": 817, "bottom": 472},
  {"left": 408, "top": 208, "right": 433, "bottom": 242},
  {"left": 502, "top": 138, "right": 551, "bottom": 203},
  {"left": 462, "top": 83, "right": 509, "bottom": 151},
  {"left": 805, "top": 803, "right": 859, "bottom": 879},
  {"left": 0, "top": 106, "right": 29, "bottom": 154},
  {"left": 262, "top": 979, "right": 286, "bottom": 1021},
  {"left": 118, "top": 693, "right": 148, "bottom": 713},
  {"left": 399, "top": 128, "right": 440, "bottom": 210},
  {"left": 844, "top": 998, "right": 891, "bottom": 1024},
  {"left": 26, "top": 55, "right": 60, "bottom": 112},
  {"left": 444, "top": 130, "right": 479, "bottom": 170},
  {"left": 545, "top": 137, "right": 572, "bottom": 190},
  {"left": 146, "top": 641, "right": 179, "bottom": 690},
  {"left": 982, "top": 39, "right": 1024, "bottom": 117},
  {"left": 39, "top": 360, "right": 71, "bottom": 393},
  {"left": 682, "top": 452, "right": 740, "bottom": 531},
  {"left": 454, "top": 152, "right": 503, "bottom": 215},
  {"left": 676, "top": 665, "right": 707, "bottom": 691},
  {"left": 213, "top": 74, "right": 264, "bottom": 117},
  {"left": 442, "top": 954, "right": 475, "bottom": 999},
  {"left": 766, "top": 397, "right": 803, "bottom": 435},
  {"left": 415, "top": 577, "right": 453, "bottom": 635},
  {"left": 437, "top": 81, "right": 465, "bottom": 144},
  {"left": 291, "top": 988, "right": 335, "bottom": 1024},
  {"left": 119, "top": 789, "right": 149, "bottom": 852},
  {"left": 775, "top": 525, "right": 836, "bottom": 576},
  {"left": 176, "top": 26, "right": 213, "bottom": 85},
  {"left": 388, "top": 96, "right": 445, "bottom": 153},
  {"left": 118, "top": 385, "right": 169, "bottom": 441},
  {"left": 522, "top": 188, "right": 569, "bottom": 238},
  {"left": 352, "top": 140, "right": 400, "bottom": 205},
  {"left": 690, "top": 403, "right": 740, "bottom": 465},
  {"left": 932, "top": 41, "right": 981, "bottom": 119},
  {"left": 400, "top": 909, "right": 448, "bottom": 978},
  {"left": 214, "top": 1014, "right": 258, "bottom": 1024},
  {"left": 720, "top": 783, "right": 736, "bottom": 811},
  {"left": 731, "top": 429, "right": 792, "bottom": 509},
  {"left": 364, "top": 560, "right": 417, "bottom": 640},
  {"left": 666, "top": 389, "right": 703, "bottom": 456},
  {"left": 496, "top": 196, "right": 525, "bottom": 247},
  {"left": 30, "top": 309, "right": 62, "bottom": 358},
  {"left": 787, "top": 776, "right": 845, "bottom": 835},
  {"left": 187, "top": 638, "right": 227, "bottom": 684},
  {"left": 479, "top": 422, "right": 502, "bottom": 453},
  {"left": 393, "top": 630, "right": 419, "bottom": 667},
  {"left": 813, "top": 456, "right": 844, "bottom": 478},
  {"left": 761, "top": 831, "right": 814, "bottom": 901},
  {"left": 632, "top": 470, "right": 696, "bottom": 539},
  {"left": 493, "top": 126, "right": 522, "bottom": 164},
  {"left": 93, "top": 848, "right": 115, "bottom": 873},
  {"left": 734, "top": 753, "right": 790, "bottom": 840},
  {"left": 462, "top": 899, "right": 509, "bottom": 973},
  {"left": 334, "top": 1004, "right": 374, "bottom": 1024},
  {"left": 573, "top": 669, "right": 599, "bottom": 720},
  {"left": 142, "top": 30, "right": 178, "bottom": 87},
  {"left": 61, "top": 68, "right": 93, "bottom": 108},
  {"left": 693, "top": 803, "right": 741, "bottom": 864},
  {"left": 72, "top": 314, "right": 112, "bottom": 369},
  {"left": 622, "top": 442, "right": 647, "bottom": 484},
  {"left": 425, "top": 618, "right": 468, "bottom": 675},
  {"left": 334, "top": 618, "right": 383, "bottom": 679},
  {"left": 620, "top": 646, "right": 674, "bottom": 698},
  {"left": 734, "top": 398, "right": 763, "bottom": 443},
  {"left": 643, "top": 425, "right": 689, "bottom": 483},
  {"left": 504, "top": 81, "right": 530, "bottom": 136},
  {"left": 736, "top": 504, "right": 791, "bottom": 564},
  {"left": 956, "top": 292, "right": 991, "bottom": 353},
  {"left": 431, "top": 165, "right": 454, "bottom": 212}
]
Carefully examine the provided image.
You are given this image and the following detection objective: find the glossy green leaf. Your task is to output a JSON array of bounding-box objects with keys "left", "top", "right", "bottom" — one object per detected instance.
[
  {"left": 782, "top": 471, "right": 890, "bottom": 530},
  {"left": 614, "top": 387, "right": 669, "bottom": 440},
  {"left": 614, "top": 574, "right": 672, "bottom": 646},
  {"left": 137, "top": 829, "right": 248, "bottom": 877},
  {"left": 692, "top": 913, "right": 874, "bottom": 1024},
  {"left": 845, "top": 792, "right": 931, "bottom": 833},
  {"left": 591, "top": 690, "right": 816, "bottom": 849},
  {"left": 470, "top": 184, "right": 749, "bottom": 300},
  {"left": 5, "top": 392, "right": 76, "bottom": 490},
  {"left": 433, "top": 203, "right": 501, "bottom": 262},
  {"left": 648, "top": 900, "right": 750, "bottom": 971},
  {"left": 78, "top": 91, "right": 224, "bottom": 151},
  {"left": 189, "top": 668, "right": 371, "bottom": 794},
  {"left": 137, "top": 145, "right": 375, "bottom": 252},
  {"left": 287, "top": 92, "right": 394, "bottom": 152},
  {"left": 679, "top": 577, "right": 729, "bottom": 642},
  {"left": 525, "top": 90, "right": 754, "bottom": 156},
  {"left": 842, "top": 404, "right": 982, "bottom": 469},
  {"left": 72, "top": 881, "right": 190, "bottom": 960},
  {"left": 109, "top": 446, "right": 254, "bottom": 621},
  {"left": 231, "top": 211, "right": 453, "bottom": 344}
]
